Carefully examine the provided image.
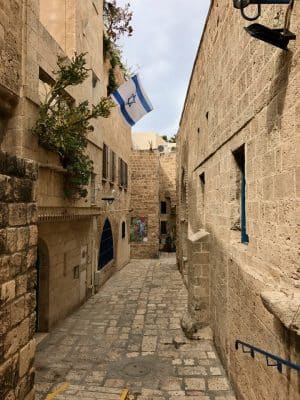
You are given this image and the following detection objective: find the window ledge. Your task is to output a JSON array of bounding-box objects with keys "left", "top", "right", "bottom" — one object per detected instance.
[
  {"left": 188, "top": 227, "right": 210, "bottom": 243},
  {"left": 261, "top": 290, "right": 300, "bottom": 336}
]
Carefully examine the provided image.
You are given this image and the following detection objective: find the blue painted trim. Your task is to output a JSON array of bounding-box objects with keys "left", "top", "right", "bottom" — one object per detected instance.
[
  {"left": 132, "top": 75, "right": 152, "bottom": 113},
  {"left": 112, "top": 91, "right": 135, "bottom": 126},
  {"left": 235, "top": 340, "right": 300, "bottom": 373}
]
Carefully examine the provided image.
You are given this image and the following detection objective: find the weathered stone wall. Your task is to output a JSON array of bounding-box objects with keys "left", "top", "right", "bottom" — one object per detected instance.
[
  {"left": 0, "top": 1, "right": 22, "bottom": 96},
  {"left": 178, "top": 1, "right": 300, "bottom": 399},
  {"left": 0, "top": 152, "right": 37, "bottom": 400},
  {"left": 159, "top": 152, "right": 176, "bottom": 251},
  {"left": 130, "top": 151, "right": 160, "bottom": 258},
  {"left": 159, "top": 152, "right": 176, "bottom": 208},
  {"left": 1, "top": 0, "right": 132, "bottom": 332}
]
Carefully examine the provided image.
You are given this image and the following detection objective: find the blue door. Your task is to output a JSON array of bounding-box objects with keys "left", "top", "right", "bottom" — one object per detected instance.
[{"left": 98, "top": 219, "right": 114, "bottom": 269}]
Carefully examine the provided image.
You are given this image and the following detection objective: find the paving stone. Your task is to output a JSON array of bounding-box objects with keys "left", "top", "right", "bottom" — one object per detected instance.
[
  {"left": 207, "top": 377, "right": 230, "bottom": 391},
  {"left": 35, "top": 257, "right": 235, "bottom": 399},
  {"left": 184, "top": 377, "right": 206, "bottom": 391}
]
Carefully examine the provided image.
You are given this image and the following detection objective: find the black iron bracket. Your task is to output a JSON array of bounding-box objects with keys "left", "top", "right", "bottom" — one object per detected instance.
[{"left": 235, "top": 340, "right": 300, "bottom": 374}]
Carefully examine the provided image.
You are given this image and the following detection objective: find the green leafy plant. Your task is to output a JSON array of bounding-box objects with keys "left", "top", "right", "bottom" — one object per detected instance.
[
  {"left": 103, "top": 0, "right": 133, "bottom": 43},
  {"left": 32, "top": 53, "right": 114, "bottom": 199},
  {"left": 103, "top": 1, "right": 133, "bottom": 94}
]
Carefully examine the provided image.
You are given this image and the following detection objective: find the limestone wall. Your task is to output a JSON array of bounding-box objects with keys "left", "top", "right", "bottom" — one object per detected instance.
[
  {"left": 130, "top": 151, "right": 160, "bottom": 258},
  {"left": 177, "top": 1, "right": 300, "bottom": 399},
  {"left": 1, "top": 0, "right": 132, "bottom": 332},
  {"left": 0, "top": 152, "right": 37, "bottom": 400},
  {"left": 159, "top": 152, "right": 176, "bottom": 251}
]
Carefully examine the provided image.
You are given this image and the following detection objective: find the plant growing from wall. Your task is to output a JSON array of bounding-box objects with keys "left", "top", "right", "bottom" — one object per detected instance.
[
  {"left": 103, "top": 1, "right": 133, "bottom": 94},
  {"left": 103, "top": 0, "right": 133, "bottom": 43},
  {"left": 32, "top": 53, "right": 114, "bottom": 199}
]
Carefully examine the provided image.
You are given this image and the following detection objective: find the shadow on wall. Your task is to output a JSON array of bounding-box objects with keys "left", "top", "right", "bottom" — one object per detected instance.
[{"left": 266, "top": 50, "right": 293, "bottom": 134}]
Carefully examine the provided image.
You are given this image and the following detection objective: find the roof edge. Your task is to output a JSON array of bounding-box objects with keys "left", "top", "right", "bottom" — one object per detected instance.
[{"left": 178, "top": 0, "right": 214, "bottom": 128}]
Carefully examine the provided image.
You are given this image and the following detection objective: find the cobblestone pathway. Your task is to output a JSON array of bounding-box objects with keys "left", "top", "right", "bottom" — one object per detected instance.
[{"left": 35, "top": 257, "right": 236, "bottom": 400}]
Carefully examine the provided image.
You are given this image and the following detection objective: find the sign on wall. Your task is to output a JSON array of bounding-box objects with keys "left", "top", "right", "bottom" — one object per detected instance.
[{"left": 130, "top": 217, "right": 148, "bottom": 242}]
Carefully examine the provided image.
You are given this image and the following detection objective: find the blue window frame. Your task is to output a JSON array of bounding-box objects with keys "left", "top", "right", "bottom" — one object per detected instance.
[
  {"left": 233, "top": 145, "right": 249, "bottom": 244},
  {"left": 98, "top": 219, "right": 114, "bottom": 269}
]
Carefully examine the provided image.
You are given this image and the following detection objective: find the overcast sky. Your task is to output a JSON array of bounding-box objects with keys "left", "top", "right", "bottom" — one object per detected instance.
[{"left": 118, "top": 0, "right": 211, "bottom": 137}]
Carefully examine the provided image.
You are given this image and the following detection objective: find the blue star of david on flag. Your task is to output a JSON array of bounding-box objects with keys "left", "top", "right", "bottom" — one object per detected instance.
[
  {"left": 111, "top": 74, "right": 154, "bottom": 127},
  {"left": 127, "top": 94, "right": 136, "bottom": 107}
]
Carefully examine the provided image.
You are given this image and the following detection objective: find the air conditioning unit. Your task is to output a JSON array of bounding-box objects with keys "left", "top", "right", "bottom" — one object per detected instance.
[{"left": 158, "top": 144, "right": 170, "bottom": 153}]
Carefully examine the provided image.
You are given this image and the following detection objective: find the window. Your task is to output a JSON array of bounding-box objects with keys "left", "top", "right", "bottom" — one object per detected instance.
[
  {"left": 160, "top": 221, "right": 167, "bottom": 235},
  {"left": 161, "top": 201, "right": 167, "bottom": 214},
  {"left": 232, "top": 145, "right": 249, "bottom": 244},
  {"left": 118, "top": 158, "right": 128, "bottom": 188},
  {"left": 121, "top": 221, "right": 126, "bottom": 239},
  {"left": 102, "top": 143, "right": 109, "bottom": 180},
  {"left": 110, "top": 150, "right": 116, "bottom": 183},
  {"left": 90, "top": 173, "right": 96, "bottom": 205}
]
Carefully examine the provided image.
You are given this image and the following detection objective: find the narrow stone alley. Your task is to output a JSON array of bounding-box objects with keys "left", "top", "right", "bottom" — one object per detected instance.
[{"left": 35, "top": 257, "right": 236, "bottom": 400}]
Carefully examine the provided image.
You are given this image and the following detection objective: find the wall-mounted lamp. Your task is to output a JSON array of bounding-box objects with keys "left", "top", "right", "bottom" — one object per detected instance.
[
  {"left": 233, "top": 0, "right": 291, "bottom": 21},
  {"left": 233, "top": 0, "right": 296, "bottom": 50},
  {"left": 101, "top": 196, "right": 115, "bottom": 205},
  {"left": 245, "top": 23, "right": 296, "bottom": 49}
]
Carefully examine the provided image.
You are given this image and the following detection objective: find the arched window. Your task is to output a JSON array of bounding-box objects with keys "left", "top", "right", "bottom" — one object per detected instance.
[{"left": 98, "top": 219, "right": 114, "bottom": 269}]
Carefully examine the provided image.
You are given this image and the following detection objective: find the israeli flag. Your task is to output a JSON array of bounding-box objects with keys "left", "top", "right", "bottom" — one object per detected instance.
[{"left": 111, "top": 75, "right": 153, "bottom": 127}]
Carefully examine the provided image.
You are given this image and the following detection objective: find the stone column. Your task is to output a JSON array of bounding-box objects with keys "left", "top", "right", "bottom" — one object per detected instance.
[{"left": 0, "top": 152, "right": 38, "bottom": 400}]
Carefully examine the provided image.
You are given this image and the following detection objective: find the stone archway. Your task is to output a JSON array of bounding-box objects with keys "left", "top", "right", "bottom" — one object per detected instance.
[{"left": 36, "top": 238, "right": 50, "bottom": 332}]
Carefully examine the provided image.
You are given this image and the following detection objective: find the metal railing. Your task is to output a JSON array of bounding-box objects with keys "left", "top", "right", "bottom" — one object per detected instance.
[{"left": 235, "top": 340, "right": 300, "bottom": 373}]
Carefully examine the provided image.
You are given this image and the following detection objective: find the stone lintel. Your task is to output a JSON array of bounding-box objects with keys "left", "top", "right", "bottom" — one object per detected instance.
[{"left": 261, "top": 290, "right": 300, "bottom": 336}]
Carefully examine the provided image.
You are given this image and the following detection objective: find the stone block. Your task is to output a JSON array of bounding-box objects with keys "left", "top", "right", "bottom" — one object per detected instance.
[
  {"left": 0, "top": 203, "right": 9, "bottom": 228},
  {"left": 0, "top": 175, "right": 13, "bottom": 203},
  {"left": 8, "top": 203, "right": 27, "bottom": 226},
  {"left": 28, "top": 225, "right": 37, "bottom": 246},
  {"left": 0, "top": 304, "right": 10, "bottom": 335},
  {"left": 15, "top": 274, "right": 27, "bottom": 297},
  {"left": 0, "top": 228, "right": 7, "bottom": 253},
  {"left": 10, "top": 296, "right": 25, "bottom": 327},
  {"left": 0, "top": 280, "right": 16, "bottom": 303},
  {"left": 4, "top": 318, "right": 30, "bottom": 358},
  {"left": 12, "top": 178, "right": 34, "bottom": 203},
  {"left": 26, "top": 204, "right": 37, "bottom": 224},
  {"left": 0, "top": 255, "right": 10, "bottom": 284},
  {"left": 19, "top": 339, "right": 36, "bottom": 378},
  {"left": 16, "top": 227, "right": 30, "bottom": 252},
  {"left": 5, "top": 228, "right": 18, "bottom": 253}
]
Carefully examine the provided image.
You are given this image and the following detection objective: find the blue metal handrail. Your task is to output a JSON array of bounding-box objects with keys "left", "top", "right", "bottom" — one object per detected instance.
[{"left": 235, "top": 340, "right": 300, "bottom": 373}]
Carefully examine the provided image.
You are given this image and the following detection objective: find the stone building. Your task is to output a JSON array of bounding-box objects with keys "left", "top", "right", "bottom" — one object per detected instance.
[
  {"left": 0, "top": 3, "right": 37, "bottom": 400},
  {"left": 0, "top": 5, "right": 131, "bottom": 399},
  {"left": 177, "top": 2, "right": 299, "bottom": 400},
  {"left": 130, "top": 133, "right": 176, "bottom": 258}
]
